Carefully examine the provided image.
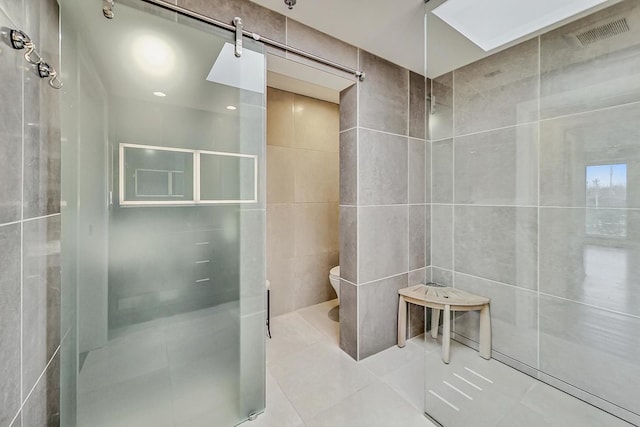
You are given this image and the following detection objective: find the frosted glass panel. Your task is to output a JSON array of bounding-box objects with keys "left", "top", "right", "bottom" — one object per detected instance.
[
  {"left": 200, "top": 152, "right": 257, "bottom": 202},
  {"left": 121, "top": 145, "right": 194, "bottom": 204},
  {"left": 60, "top": 0, "right": 266, "bottom": 426}
]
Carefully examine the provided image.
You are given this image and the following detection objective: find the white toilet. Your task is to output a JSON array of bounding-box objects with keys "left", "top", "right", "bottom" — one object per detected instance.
[{"left": 329, "top": 266, "right": 340, "bottom": 301}]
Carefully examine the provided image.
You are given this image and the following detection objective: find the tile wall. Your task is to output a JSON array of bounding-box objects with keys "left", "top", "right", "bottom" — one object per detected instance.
[
  {"left": 266, "top": 88, "right": 340, "bottom": 316},
  {"left": 0, "top": 0, "right": 62, "bottom": 425},
  {"left": 339, "top": 53, "right": 430, "bottom": 361},
  {"left": 430, "top": 1, "right": 640, "bottom": 423}
]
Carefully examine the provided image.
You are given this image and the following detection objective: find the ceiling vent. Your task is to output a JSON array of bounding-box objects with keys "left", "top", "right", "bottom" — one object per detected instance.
[{"left": 575, "top": 17, "right": 630, "bottom": 46}]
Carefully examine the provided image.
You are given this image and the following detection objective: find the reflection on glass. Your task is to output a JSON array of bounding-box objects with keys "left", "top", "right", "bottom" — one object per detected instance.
[{"left": 586, "top": 164, "right": 627, "bottom": 237}]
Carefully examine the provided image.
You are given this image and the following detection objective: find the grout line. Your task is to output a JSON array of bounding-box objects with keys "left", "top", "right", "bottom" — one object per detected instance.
[
  {"left": 340, "top": 126, "right": 356, "bottom": 134},
  {"left": 428, "top": 98, "right": 640, "bottom": 145},
  {"left": 429, "top": 203, "right": 640, "bottom": 211},
  {"left": 14, "top": 343, "right": 61, "bottom": 422},
  {"left": 539, "top": 99, "right": 640, "bottom": 123},
  {"left": 356, "top": 48, "right": 360, "bottom": 361},
  {"left": 537, "top": 34, "right": 542, "bottom": 373},
  {"left": 358, "top": 271, "right": 409, "bottom": 287},
  {"left": 358, "top": 126, "right": 410, "bottom": 139},
  {"left": 22, "top": 212, "right": 61, "bottom": 223},
  {"left": 0, "top": 219, "right": 23, "bottom": 228},
  {"left": 443, "top": 269, "right": 640, "bottom": 320},
  {"left": 19, "top": 48, "right": 25, "bottom": 427},
  {"left": 406, "top": 75, "right": 411, "bottom": 334},
  {"left": 538, "top": 292, "right": 640, "bottom": 320}
]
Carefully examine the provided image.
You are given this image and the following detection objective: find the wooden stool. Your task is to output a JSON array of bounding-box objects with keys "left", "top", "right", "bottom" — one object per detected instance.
[{"left": 397, "top": 284, "right": 491, "bottom": 364}]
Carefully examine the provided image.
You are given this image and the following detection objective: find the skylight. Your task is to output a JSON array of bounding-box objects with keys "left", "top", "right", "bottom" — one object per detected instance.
[{"left": 432, "top": 0, "right": 609, "bottom": 51}]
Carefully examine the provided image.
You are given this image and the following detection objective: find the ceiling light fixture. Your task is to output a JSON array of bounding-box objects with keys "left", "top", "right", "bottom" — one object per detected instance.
[
  {"left": 226, "top": 105, "right": 237, "bottom": 110},
  {"left": 153, "top": 91, "right": 167, "bottom": 97},
  {"left": 132, "top": 35, "right": 176, "bottom": 76},
  {"left": 432, "top": 0, "right": 608, "bottom": 51}
]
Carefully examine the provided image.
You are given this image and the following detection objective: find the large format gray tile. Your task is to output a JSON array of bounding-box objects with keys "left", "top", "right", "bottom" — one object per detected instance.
[
  {"left": 539, "top": 207, "right": 640, "bottom": 317},
  {"left": 431, "top": 267, "right": 452, "bottom": 287},
  {"left": 266, "top": 312, "right": 324, "bottom": 366},
  {"left": 431, "top": 205, "right": 452, "bottom": 270},
  {"left": 539, "top": 295, "right": 640, "bottom": 416},
  {"left": 359, "top": 50, "right": 409, "bottom": 136},
  {"left": 358, "top": 129, "right": 408, "bottom": 205},
  {"left": 23, "top": 351, "right": 60, "bottom": 427},
  {"left": 339, "top": 84, "right": 357, "bottom": 131},
  {"left": 359, "top": 274, "right": 408, "bottom": 359},
  {"left": 454, "top": 38, "right": 539, "bottom": 136},
  {"left": 339, "top": 280, "right": 358, "bottom": 360},
  {"left": 305, "top": 382, "right": 433, "bottom": 427},
  {"left": 0, "top": 0, "right": 23, "bottom": 26},
  {"left": 409, "top": 205, "right": 429, "bottom": 271},
  {"left": 431, "top": 139, "right": 453, "bottom": 203},
  {"left": 409, "top": 139, "right": 429, "bottom": 204},
  {"left": 430, "top": 72, "right": 453, "bottom": 141},
  {"left": 286, "top": 19, "right": 357, "bottom": 71},
  {"left": 340, "top": 129, "right": 357, "bottom": 205},
  {"left": 540, "top": 102, "right": 640, "bottom": 208},
  {"left": 177, "top": 0, "right": 286, "bottom": 43},
  {"left": 359, "top": 206, "right": 408, "bottom": 284},
  {"left": 455, "top": 124, "right": 538, "bottom": 206},
  {"left": 454, "top": 206, "right": 537, "bottom": 290},
  {"left": 0, "top": 224, "right": 21, "bottom": 427},
  {"left": 339, "top": 206, "right": 357, "bottom": 284},
  {"left": 22, "top": 215, "right": 61, "bottom": 399},
  {"left": 269, "top": 340, "right": 376, "bottom": 420},
  {"left": 0, "top": 7, "right": 23, "bottom": 225},
  {"left": 423, "top": 341, "right": 537, "bottom": 427},
  {"left": 23, "top": 0, "right": 61, "bottom": 220},
  {"left": 249, "top": 372, "right": 304, "bottom": 427},
  {"left": 519, "top": 381, "right": 634, "bottom": 427},
  {"left": 409, "top": 72, "right": 426, "bottom": 140},
  {"left": 454, "top": 273, "right": 538, "bottom": 368},
  {"left": 540, "top": 0, "right": 640, "bottom": 120}
]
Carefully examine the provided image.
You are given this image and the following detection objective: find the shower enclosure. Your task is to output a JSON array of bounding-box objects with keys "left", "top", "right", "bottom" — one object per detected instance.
[
  {"left": 423, "top": 0, "right": 640, "bottom": 425},
  {"left": 59, "top": 1, "right": 266, "bottom": 426}
]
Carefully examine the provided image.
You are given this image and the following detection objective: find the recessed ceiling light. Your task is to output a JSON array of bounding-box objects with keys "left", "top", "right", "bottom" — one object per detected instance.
[
  {"left": 153, "top": 91, "right": 167, "bottom": 97},
  {"left": 432, "top": 0, "right": 608, "bottom": 51},
  {"left": 226, "top": 105, "right": 237, "bottom": 110},
  {"left": 132, "top": 35, "right": 175, "bottom": 76}
]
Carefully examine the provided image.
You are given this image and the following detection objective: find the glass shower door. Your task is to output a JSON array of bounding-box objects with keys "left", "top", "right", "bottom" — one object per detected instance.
[{"left": 60, "top": 1, "right": 266, "bottom": 426}]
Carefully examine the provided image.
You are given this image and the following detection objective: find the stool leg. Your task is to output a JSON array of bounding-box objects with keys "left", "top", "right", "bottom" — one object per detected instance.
[
  {"left": 442, "top": 304, "right": 451, "bottom": 364},
  {"left": 398, "top": 296, "right": 407, "bottom": 348},
  {"left": 479, "top": 304, "right": 491, "bottom": 359},
  {"left": 431, "top": 308, "right": 440, "bottom": 339}
]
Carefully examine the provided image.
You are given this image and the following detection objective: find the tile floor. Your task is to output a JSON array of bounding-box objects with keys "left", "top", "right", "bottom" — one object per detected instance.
[
  {"left": 77, "top": 298, "right": 634, "bottom": 427},
  {"left": 258, "top": 299, "right": 634, "bottom": 427}
]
